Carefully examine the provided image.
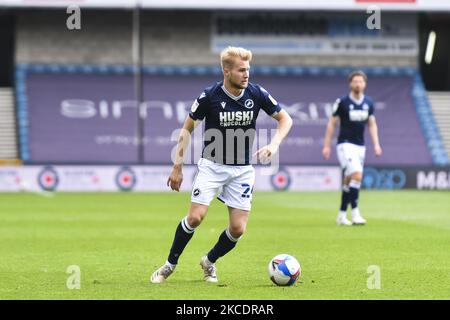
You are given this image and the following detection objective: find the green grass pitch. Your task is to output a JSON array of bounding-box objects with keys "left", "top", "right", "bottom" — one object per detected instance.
[{"left": 0, "top": 191, "right": 449, "bottom": 300}]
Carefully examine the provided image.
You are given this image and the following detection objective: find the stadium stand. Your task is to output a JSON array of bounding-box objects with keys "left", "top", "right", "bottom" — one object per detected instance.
[
  {"left": 14, "top": 64, "right": 439, "bottom": 165},
  {"left": 16, "top": 10, "right": 417, "bottom": 68},
  {"left": 11, "top": 9, "right": 449, "bottom": 166},
  {"left": 143, "top": 11, "right": 417, "bottom": 67},
  {"left": 0, "top": 87, "right": 18, "bottom": 160},
  {"left": 428, "top": 92, "right": 450, "bottom": 159},
  {"left": 16, "top": 10, "right": 133, "bottom": 64}
]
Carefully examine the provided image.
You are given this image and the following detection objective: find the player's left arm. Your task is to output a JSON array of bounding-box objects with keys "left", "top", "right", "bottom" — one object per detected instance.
[
  {"left": 255, "top": 109, "right": 293, "bottom": 162},
  {"left": 368, "top": 115, "right": 382, "bottom": 157}
]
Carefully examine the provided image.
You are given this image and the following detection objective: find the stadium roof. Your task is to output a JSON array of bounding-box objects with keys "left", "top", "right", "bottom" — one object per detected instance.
[{"left": 1, "top": 0, "right": 450, "bottom": 11}]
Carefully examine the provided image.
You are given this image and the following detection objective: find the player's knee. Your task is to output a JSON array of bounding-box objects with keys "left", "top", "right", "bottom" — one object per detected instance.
[
  {"left": 229, "top": 224, "right": 246, "bottom": 238},
  {"left": 187, "top": 214, "right": 204, "bottom": 228},
  {"left": 351, "top": 172, "right": 363, "bottom": 182},
  {"left": 187, "top": 204, "right": 208, "bottom": 227},
  {"left": 187, "top": 210, "right": 206, "bottom": 227}
]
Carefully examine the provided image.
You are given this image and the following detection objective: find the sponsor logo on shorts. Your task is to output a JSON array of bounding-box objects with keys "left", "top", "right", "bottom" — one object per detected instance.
[{"left": 193, "top": 188, "right": 201, "bottom": 197}]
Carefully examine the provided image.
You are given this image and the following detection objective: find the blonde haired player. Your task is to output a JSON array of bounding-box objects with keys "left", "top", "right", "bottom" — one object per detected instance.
[
  {"left": 151, "top": 46, "right": 293, "bottom": 283},
  {"left": 322, "top": 71, "right": 382, "bottom": 226}
]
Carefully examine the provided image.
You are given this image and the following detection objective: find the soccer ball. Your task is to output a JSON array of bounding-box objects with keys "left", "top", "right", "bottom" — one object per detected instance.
[{"left": 268, "top": 254, "right": 301, "bottom": 286}]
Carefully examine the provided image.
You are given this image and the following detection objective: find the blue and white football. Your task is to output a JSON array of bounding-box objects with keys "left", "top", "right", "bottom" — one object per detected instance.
[{"left": 268, "top": 254, "right": 301, "bottom": 286}]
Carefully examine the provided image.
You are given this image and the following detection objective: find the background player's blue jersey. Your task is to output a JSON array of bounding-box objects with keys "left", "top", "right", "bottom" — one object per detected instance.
[
  {"left": 333, "top": 94, "right": 375, "bottom": 146},
  {"left": 189, "top": 81, "right": 282, "bottom": 165}
]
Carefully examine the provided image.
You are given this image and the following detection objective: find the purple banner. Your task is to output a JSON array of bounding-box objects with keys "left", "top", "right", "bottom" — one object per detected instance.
[
  {"left": 27, "top": 73, "right": 138, "bottom": 163},
  {"left": 24, "top": 71, "right": 433, "bottom": 165}
]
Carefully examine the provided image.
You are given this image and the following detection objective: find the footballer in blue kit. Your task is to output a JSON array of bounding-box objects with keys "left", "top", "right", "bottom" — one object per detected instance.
[
  {"left": 151, "top": 47, "right": 293, "bottom": 283},
  {"left": 189, "top": 79, "right": 282, "bottom": 165},
  {"left": 322, "top": 71, "right": 383, "bottom": 226}
]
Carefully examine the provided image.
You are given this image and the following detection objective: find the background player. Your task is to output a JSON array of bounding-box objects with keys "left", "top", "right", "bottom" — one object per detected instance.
[
  {"left": 322, "top": 71, "right": 382, "bottom": 226},
  {"left": 151, "top": 46, "right": 293, "bottom": 283}
]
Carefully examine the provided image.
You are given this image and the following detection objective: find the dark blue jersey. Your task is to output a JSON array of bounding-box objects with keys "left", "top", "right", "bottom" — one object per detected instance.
[
  {"left": 333, "top": 94, "right": 375, "bottom": 146},
  {"left": 189, "top": 81, "right": 282, "bottom": 165}
]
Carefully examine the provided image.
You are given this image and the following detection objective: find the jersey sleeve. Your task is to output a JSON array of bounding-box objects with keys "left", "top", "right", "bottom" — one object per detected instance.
[
  {"left": 332, "top": 98, "right": 342, "bottom": 118},
  {"left": 258, "top": 86, "right": 282, "bottom": 117},
  {"left": 369, "top": 101, "right": 375, "bottom": 117},
  {"left": 189, "top": 91, "right": 208, "bottom": 121}
]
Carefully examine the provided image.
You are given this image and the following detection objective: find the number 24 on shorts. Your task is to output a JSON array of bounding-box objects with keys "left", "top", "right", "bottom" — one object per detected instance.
[{"left": 241, "top": 184, "right": 253, "bottom": 198}]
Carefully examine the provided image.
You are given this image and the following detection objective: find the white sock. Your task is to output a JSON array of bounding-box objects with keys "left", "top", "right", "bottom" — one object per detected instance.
[
  {"left": 165, "top": 261, "right": 176, "bottom": 269},
  {"left": 181, "top": 216, "right": 196, "bottom": 234},
  {"left": 349, "top": 180, "right": 361, "bottom": 189},
  {"left": 351, "top": 207, "right": 361, "bottom": 218},
  {"left": 204, "top": 256, "right": 214, "bottom": 266},
  {"left": 338, "top": 211, "right": 347, "bottom": 219}
]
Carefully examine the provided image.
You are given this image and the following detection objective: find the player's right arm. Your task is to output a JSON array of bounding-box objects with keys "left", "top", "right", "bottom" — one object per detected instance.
[
  {"left": 167, "top": 92, "right": 207, "bottom": 191},
  {"left": 322, "top": 116, "right": 339, "bottom": 160},
  {"left": 167, "top": 116, "right": 199, "bottom": 192},
  {"left": 322, "top": 99, "right": 341, "bottom": 160}
]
